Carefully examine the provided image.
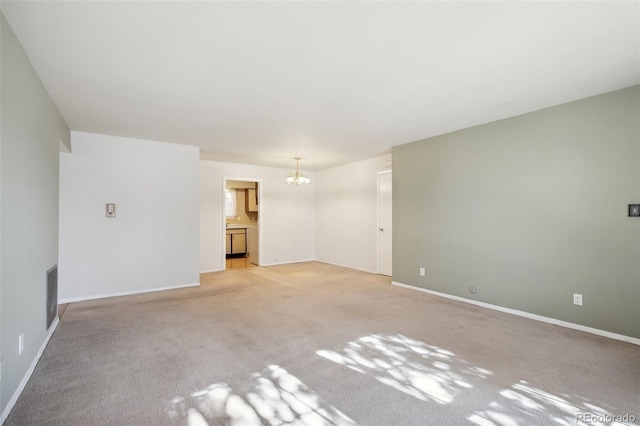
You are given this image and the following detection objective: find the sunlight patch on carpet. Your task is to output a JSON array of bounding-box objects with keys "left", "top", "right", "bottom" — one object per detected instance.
[
  {"left": 168, "top": 365, "right": 357, "bottom": 426},
  {"left": 317, "top": 333, "right": 492, "bottom": 404},
  {"left": 468, "top": 380, "right": 638, "bottom": 426}
]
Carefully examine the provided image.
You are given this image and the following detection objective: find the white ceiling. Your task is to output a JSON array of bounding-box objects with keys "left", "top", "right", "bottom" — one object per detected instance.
[{"left": 2, "top": 1, "right": 638, "bottom": 170}]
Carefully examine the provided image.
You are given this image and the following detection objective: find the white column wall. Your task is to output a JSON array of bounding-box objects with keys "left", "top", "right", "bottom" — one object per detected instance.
[{"left": 59, "top": 132, "right": 200, "bottom": 302}]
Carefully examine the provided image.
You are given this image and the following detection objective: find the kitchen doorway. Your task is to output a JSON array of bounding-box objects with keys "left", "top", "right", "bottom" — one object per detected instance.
[{"left": 223, "top": 177, "right": 262, "bottom": 270}]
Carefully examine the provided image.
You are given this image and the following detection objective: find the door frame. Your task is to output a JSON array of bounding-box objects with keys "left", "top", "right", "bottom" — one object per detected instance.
[
  {"left": 222, "top": 176, "right": 263, "bottom": 270},
  {"left": 377, "top": 170, "right": 392, "bottom": 275}
]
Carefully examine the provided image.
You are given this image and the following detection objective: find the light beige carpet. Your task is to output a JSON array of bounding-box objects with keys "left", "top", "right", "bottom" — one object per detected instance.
[{"left": 5, "top": 262, "right": 639, "bottom": 425}]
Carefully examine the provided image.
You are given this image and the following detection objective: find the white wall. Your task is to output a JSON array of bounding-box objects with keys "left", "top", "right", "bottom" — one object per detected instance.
[
  {"left": 201, "top": 161, "right": 316, "bottom": 272},
  {"left": 315, "top": 154, "right": 392, "bottom": 273},
  {"left": 59, "top": 132, "right": 200, "bottom": 301}
]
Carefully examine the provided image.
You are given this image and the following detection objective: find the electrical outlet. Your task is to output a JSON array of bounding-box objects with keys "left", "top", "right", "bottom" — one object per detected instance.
[
  {"left": 573, "top": 293, "right": 583, "bottom": 306},
  {"left": 419, "top": 267, "right": 426, "bottom": 277},
  {"left": 18, "top": 333, "right": 24, "bottom": 355}
]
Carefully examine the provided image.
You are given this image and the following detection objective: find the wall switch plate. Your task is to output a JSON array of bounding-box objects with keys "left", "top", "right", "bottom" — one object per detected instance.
[
  {"left": 105, "top": 203, "right": 116, "bottom": 218},
  {"left": 18, "top": 333, "right": 24, "bottom": 355},
  {"left": 419, "top": 267, "right": 426, "bottom": 276},
  {"left": 573, "top": 293, "right": 583, "bottom": 306},
  {"left": 629, "top": 204, "right": 640, "bottom": 217}
]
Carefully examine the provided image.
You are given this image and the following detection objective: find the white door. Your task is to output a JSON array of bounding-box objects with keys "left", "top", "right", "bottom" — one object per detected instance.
[{"left": 378, "top": 171, "right": 392, "bottom": 276}]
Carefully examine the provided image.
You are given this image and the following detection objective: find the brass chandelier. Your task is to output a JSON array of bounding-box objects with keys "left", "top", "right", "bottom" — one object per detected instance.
[{"left": 285, "top": 157, "right": 311, "bottom": 185}]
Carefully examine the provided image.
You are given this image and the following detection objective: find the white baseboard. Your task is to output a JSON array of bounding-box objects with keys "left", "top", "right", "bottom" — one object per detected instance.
[
  {"left": 203, "top": 260, "right": 317, "bottom": 271},
  {"left": 391, "top": 281, "right": 640, "bottom": 346},
  {"left": 315, "top": 260, "right": 377, "bottom": 274},
  {"left": 207, "top": 259, "right": 374, "bottom": 272},
  {"left": 200, "top": 268, "right": 223, "bottom": 274},
  {"left": 1, "top": 317, "right": 60, "bottom": 424},
  {"left": 58, "top": 282, "right": 200, "bottom": 304},
  {"left": 258, "top": 259, "right": 317, "bottom": 267}
]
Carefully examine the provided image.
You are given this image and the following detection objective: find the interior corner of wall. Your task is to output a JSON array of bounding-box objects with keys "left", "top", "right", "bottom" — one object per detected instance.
[{"left": 59, "top": 140, "right": 71, "bottom": 153}]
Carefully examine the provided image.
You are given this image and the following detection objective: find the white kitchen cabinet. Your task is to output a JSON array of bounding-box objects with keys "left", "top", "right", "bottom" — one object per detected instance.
[
  {"left": 226, "top": 228, "right": 246, "bottom": 256},
  {"left": 231, "top": 232, "right": 246, "bottom": 254},
  {"left": 246, "top": 188, "right": 258, "bottom": 212}
]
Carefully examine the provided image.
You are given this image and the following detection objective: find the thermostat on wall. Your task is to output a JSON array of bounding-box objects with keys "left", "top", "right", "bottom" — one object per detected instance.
[
  {"left": 629, "top": 204, "right": 640, "bottom": 217},
  {"left": 106, "top": 203, "right": 116, "bottom": 218}
]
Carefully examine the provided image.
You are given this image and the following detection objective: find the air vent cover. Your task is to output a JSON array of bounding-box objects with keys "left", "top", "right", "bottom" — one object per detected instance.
[{"left": 46, "top": 265, "right": 58, "bottom": 329}]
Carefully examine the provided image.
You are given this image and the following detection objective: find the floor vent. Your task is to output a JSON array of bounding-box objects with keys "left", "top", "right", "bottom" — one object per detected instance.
[{"left": 46, "top": 265, "right": 58, "bottom": 330}]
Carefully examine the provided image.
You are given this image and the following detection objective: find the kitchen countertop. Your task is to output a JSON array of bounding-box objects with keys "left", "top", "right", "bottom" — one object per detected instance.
[{"left": 226, "top": 224, "right": 257, "bottom": 230}]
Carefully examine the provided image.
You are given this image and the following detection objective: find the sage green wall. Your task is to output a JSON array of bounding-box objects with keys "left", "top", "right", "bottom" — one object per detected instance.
[
  {"left": 393, "top": 86, "right": 639, "bottom": 339},
  {"left": 1, "top": 13, "right": 70, "bottom": 414}
]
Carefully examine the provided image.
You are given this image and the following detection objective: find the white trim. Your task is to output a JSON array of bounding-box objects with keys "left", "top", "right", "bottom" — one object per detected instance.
[
  {"left": 58, "top": 282, "right": 199, "bottom": 304},
  {"left": 316, "top": 260, "right": 377, "bottom": 274},
  {"left": 391, "top": 281, "right": 640, "bottom": 346},
  {"left": 205, "top": 260, "right": 370, "bottom": 272},
  {"left": 1, "top": 317, "right": 60, "bottom": 424},
  {"left": 259, "top": 259, "right": 317, "bottom": 267}
]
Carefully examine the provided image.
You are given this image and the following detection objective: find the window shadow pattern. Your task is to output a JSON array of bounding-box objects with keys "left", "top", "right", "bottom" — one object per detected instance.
[
  {"left": 317, "top": 334, "right": 492, "bottom": 404},
  {"left": 468, "top": 380, "right": 638, "bottom": 426},
  {"left": 168, "top": 365, "right": 357, "bottom": 426}
]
